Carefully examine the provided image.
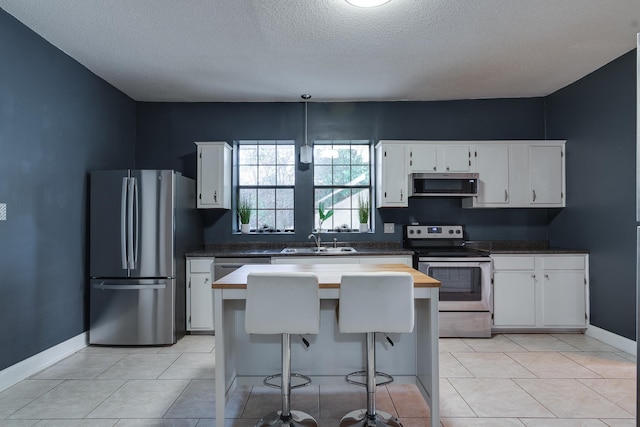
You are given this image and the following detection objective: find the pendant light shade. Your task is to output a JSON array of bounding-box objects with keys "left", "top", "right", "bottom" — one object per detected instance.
[{"left": 300, "top": 94, "right": 312, "bottom": 164}]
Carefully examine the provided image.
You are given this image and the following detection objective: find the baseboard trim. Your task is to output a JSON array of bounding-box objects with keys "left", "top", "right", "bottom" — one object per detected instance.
[
  {"left": 0, "top": 332, "right": 88, "bottom": 392},
  {"left": 586, "top": 324, "right": 637, "bottom": 356}
]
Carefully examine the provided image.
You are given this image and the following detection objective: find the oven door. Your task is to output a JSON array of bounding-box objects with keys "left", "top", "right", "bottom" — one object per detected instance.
[{"left": 418, "top": 259, "right": 492, "bottom": 312}]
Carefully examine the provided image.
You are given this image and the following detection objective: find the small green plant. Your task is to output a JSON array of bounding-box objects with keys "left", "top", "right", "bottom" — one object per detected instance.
[
  {"left": 237, "top": 197, "right": 252, "bottom": 225},
  {"left": 358, "top": 194, "right": 370, "bottom": 224},
  {"left": 317, "top": 202, "right": 333, "bottom": 231}
]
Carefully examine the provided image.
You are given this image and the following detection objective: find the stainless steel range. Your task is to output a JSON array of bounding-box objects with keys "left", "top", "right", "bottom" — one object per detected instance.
[{"left": 404, "top": 225, "right": 492, "bottom": 338}]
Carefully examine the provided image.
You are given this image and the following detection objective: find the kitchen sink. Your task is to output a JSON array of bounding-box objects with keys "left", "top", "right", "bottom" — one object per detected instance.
[{"left": 280, "top": 247, "right": 357, "bottom": 254}]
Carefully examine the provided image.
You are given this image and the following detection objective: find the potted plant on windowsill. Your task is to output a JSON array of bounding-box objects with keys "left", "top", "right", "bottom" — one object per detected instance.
[
  {"left": 237, "top": 197, "right": 252, "bottom": 233},
  {"left": 358, "top": 194, "right": 370, "bottom": 233}
]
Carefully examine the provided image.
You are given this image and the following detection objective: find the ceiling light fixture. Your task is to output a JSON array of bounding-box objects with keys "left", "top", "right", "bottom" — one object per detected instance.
[
  {"left": 300, "top": 94, "right": 312, "bottom": 164},
  {"left": 345, "top": 0, "right": 391, "bottom": 7}
]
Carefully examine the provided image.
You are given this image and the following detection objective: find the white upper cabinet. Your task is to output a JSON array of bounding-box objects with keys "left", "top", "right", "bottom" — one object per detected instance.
[
  {"left": 376, "top": 142, "right": 408, "bottom": 207},
  {"left": 195, "top": 141, "right": 232, "bottom": 209},
  {"left": 464, "top": 144, "right": 510, "bottom": 207},
  {"left": 408, "top": 143, "right": 471, "bottom": 173},
  {"left": 463, "top": 140, "right": 565, "bottom": 208}
]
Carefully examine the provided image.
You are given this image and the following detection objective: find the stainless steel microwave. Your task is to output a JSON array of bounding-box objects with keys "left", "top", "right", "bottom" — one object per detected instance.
[{"left": 409, "top": 173, "right": 479, "bottom": 197}]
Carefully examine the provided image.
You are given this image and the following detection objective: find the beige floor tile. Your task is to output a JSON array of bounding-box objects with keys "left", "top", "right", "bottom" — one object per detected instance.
[
  {"left": 462, "top": 335, "right": 527, "bottom": 353},
  {"left": 448, "top": 378, "right": 553, "bottom": 418},
  {"left": 505, "top": 334, "right": 581, "bottom": 351},
  {"left": 97, "top": 353, "right": 181, "bottom": 379},
  {"left": 114, "top": 420, "right": 198, "bottom": 426},
  {"left": 578, "top": 378, "right": 636, "bottom": 415},
  {"left": 0, "top": 379, "right": 62, "bottom": 418},
  {"left": 242, "top": 385, "right": 319, "bottom": 419},
  {"left": 99, "top": 346, "right": 164, "bottom": 354},
  {"left": 515, "top": 378, "right": 634, "bottom": 419},
  {"left": 159, "top": 353, "right": 215, "bottom": 380},
  {"left": 506, "top": 352, "right": 601, "bottom": 378},
  {"left": 439, "top": 379, "right": 475, "bottom": 418},
  {"left": 551, "top": 334, "right": 621, "bottom": 352},
  {"left": 441, "top": 418, "right": 525, "bottom": 426},
  {"left": 439, "top": 338, "right": 475, "bottom": 353},
  {"left": 223, "top": 385, "right": 252, "bottom": 418},
  {"left": 600, "top": 419, "right": 638, "bottom": 427},
  {"left": 439, "top": 352, "right": 473, "bottom": 378},
  {"left": 9, "top": 379, "right": 126, "bottom": 419},
  {"left": 36, "top": 420, "right": 119, "bottom": 427},
  {"left": 561, "top": 352, "right": 637, "bottom": 379},
  {"left": 87, "top": 379, "right": 190, "bottom": 419},
  {"left": 399, "top": 418, "right": 433, "bottom": 427},
  {"left": 164, "top": 379, "right": 216, "bottom": 419},
  {"left": 159, "top": 335, "right": 215, "bottom": 353},
  {"left": 30, "top": 353, "right": 126, "bottom": 380},
  {"left": 0, "top": 420, "right": 38, "bottom": 427},
  {"left": 521, "top": 419, "right": 607, "bottom": 426},
  {"left": 387, "top": 384, "right": 430, "bottom": 418},
  {"left": 319, "top": 384, "right": 366, "bottom": 419},
  {"left": 452, "top": 352, "right": 536, "bottom": 378}
]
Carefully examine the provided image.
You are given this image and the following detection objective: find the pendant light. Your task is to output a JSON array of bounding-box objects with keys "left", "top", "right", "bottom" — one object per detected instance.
[{"left": 300, "top": 94, "right": 312, "bottom": 164}]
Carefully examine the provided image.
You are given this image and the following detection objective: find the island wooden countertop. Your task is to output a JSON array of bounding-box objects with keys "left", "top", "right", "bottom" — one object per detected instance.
[{"left": 212, "top": 263, "right": 440, "bottom": 289}]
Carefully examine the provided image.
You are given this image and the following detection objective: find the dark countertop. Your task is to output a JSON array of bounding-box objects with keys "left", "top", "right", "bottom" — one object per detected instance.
[
  {"left": 186, "top": 240, "right": 588, "bottom": 258},
  {"left": 186, "top": 242, "right": 413, "bottom": 258},
  {"left": 466, "top": 240, "right": 589, "bottom": 255}
]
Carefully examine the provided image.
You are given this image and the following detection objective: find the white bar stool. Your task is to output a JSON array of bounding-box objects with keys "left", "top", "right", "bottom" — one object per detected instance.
[
  {"left": 245, "top": 272, "right": 320, "bottom": 427},
  {"left": 338, "top": 272, "right": 415, "bottom": 427}
]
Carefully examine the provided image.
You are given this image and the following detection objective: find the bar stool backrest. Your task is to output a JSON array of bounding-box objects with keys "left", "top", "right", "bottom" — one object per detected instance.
[
  {"left": 245, "top": 272, "right": 320, "bottom": 335},
  {"left": 339, "top": 272, "right": 414, "bottom": 334}
]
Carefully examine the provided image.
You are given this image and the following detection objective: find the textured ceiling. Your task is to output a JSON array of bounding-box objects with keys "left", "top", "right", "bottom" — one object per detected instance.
[{"left": 1, "top": 0, "right": 639, "bottom": 102}]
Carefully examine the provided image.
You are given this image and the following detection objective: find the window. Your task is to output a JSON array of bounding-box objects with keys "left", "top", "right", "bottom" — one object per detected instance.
[
  {"left": 236, "top": 140, "right": 295, "bottom": 232},
  {"left": 313, "top": 140, "right": 372, "bottom": 232}
]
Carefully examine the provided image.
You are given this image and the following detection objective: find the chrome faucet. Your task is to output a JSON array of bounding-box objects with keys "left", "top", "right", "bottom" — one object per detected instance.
[
  {"left": 333, "top": 237, "right": 338, "bottom": 248},
  {"left": 308, "top": 233, "right": 321, "bottom": 251}
]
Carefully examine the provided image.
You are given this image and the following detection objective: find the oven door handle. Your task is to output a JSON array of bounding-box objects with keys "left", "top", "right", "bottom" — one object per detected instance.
[{"left": 420, "top": 261, "right": 491, "bottom": 268}]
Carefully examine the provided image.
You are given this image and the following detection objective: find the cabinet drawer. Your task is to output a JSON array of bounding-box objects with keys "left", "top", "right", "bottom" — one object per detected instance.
[
  {"left": 491, "top": 256, "right": 535, "bottom": 270},
  {"left": 542, "top": 256, "right": 585, "bottom": 270},
  {"left": 189, "top": 259, "right": 213, "bottom": 273}
]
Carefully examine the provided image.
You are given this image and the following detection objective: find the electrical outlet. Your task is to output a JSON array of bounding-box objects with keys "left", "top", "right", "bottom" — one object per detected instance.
[{"left": 383, "top": 223, "right": 394, "bottom": 233}]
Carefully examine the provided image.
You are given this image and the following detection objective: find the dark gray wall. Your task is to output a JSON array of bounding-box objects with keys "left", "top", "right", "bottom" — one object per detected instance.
[
  {"left": 546, "top": 50, "right": 637, "bottom": 340},
  {"left": 136, "top": 99, "right": 550, "bottom": 244},
  {"left": 0, "top": 9, "right": 135, "bottom": 370}
]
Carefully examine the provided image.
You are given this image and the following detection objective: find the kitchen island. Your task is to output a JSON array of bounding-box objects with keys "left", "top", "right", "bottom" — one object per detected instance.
[{"left": 212, "top": 263, "right": 441, "bottom": 427}]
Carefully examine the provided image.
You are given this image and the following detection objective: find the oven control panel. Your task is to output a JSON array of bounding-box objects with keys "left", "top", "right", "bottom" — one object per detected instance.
[{"left": 405, "top": 225, "right": 463, "bottom": 239}]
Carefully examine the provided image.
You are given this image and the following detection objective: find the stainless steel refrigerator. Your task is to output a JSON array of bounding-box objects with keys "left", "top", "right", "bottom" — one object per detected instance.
[{"left": 89, "top": 170, "right": 202, "bottom": 345}]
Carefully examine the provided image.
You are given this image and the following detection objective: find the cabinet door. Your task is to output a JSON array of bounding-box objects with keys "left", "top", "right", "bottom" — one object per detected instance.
[
  {"left": 197, "top": 142, "right": 231, "bottom": 209},
  {"left": 359, "top": 256, "right": 412, "bottom": 266},
  {"left": 272, "top": 256, "right": 358, "bottom": 265},
  {"left": 377, "top": 144, "right": 408, "bottom": 207},
  {"left": 441, "top": 145, "right": 471, "bottom": 172},
  {"left": 189, "top": 272, "right": 214, "bottom": 330},
  {"left": 475, "top": 144, "right": 509, "bottom": 205},
  {"left": 529, "top": 145, "right": 564, "bottom": 205},
  {"left": 542, "top": 271, "right": 586, "bottom": 327},
  {"left": 408, "top": 144, "right": 437, "bottom": 172},
  {"left": 493, "top": 271, "right": 536, "bottom": 326}
]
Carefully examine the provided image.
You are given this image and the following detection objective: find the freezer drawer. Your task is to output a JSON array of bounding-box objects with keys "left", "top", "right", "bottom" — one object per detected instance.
[{"left": 89, "top": 278, "right": 175, "bottom": 345}]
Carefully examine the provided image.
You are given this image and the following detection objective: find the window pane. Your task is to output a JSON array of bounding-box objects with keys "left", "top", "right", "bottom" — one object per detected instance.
[
  {"left": 351, "top": 145, "right": 369, "bottom": 164},
  {"left": 351, "top": 165, "right": 370, "bottom": 185},
  {"left": 277, "top": 165, "right": 295, "bottom": 186},
  {"left": 333, "top": 146, "right": 351, "bottom": 165},
  {"left": 257, "top": 210, "right": 275, "bottom": 231},
  {"left": 259, "top": 144, "right": 276, "bottom": 164},
  {"left": 238, "top": 165, "right": 258, "bottom": 185},
  {"left": 314, "top": 165, "right": 333, "bottom": 186},
  {"left": 277, "top": 145, "right": 295, "bottom": 164},
  {"left": 333, "top": 166, "right": 351, "bottom": 185},
  {"left": 276, "top": 188, "right": 294, "bottom": 209},
  {"left": 276, "top": 210, "right": 294, "bottom": 232},
  {"left": 239, "top": 145, "right": 258, "bottom": 164},
  {"left": 258, "top": 188, "right": 275, "bottom": 209},
  {"left": 258, "top": 165, "right": 276, "bottom": 186},
  {"left": 314, "top": 146, "right": 336, "bottom": 165}
]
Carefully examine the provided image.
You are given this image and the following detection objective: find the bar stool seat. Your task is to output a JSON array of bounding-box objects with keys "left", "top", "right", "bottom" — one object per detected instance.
[
  {"left": 245, "top": 272, "right": 320, "bottom": 427},
  {"left": 338, "top": 272, "right": 414, "bottom": 427}
]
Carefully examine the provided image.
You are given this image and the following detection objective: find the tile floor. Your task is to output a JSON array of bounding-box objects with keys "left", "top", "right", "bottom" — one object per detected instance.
[{"left": 0, "top": 333, "right": 636, "bottom": 426}]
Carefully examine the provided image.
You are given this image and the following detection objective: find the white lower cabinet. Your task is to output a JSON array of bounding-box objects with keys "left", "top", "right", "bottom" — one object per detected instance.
[
  {"left": 186, "top": 257, "right": 214, "bottom": 332},
  {"left": 491, "top": 254, "right": 588, "bottom": 330}
]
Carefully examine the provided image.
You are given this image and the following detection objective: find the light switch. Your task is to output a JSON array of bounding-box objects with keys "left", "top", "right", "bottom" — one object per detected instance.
[
  {"left": 384, "top": 222, "right": 394, "bottom": 233},
  {"left": 0, "top": 203, "right": 5, "bottom": 221}
]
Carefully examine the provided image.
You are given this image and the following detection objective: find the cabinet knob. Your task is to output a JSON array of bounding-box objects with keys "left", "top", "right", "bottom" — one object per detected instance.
[
  {"left": 400, "top": 189, "right": 403, "bottom": 201},
  {"left": 214, "top": 191, "right": 217, "bottom": 203},
  {"left": 531, "top": 274, "right": 536, "bottom": 279},
  {"left": 532, "top": 189, "right": 537, "bottom": 202},
  {"left": 544, "top": 274, "right": 549, "bottom": 280},
  {"left": 433, "top": 166, "right": 436, "bottom": 171},
  {"left": 446, "top": 166, "right": 450, "bottom": 171},
  {"left": 205, "top": 278, "right": 209, "bottom": 283},
  {"left": 504, "top": 190, "right": 508, "bottom": 202}
]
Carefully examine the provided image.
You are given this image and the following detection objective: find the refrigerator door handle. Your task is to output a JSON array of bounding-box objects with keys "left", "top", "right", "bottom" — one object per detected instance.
[
  {"left": 132, "top": 177, "right": 139, "bottom": 268},
  {"left": 121, "top": 177, "right": 128, "bottom": 270},
  {"left": 127, "top": 177, "right": 136, "bottom": 269},
  {"left": 93, "top": 282, "right": 167, "bottom": 290}
]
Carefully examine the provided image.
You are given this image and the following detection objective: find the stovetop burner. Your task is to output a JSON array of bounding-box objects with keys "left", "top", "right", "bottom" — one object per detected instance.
[{"left": 403, "top": 224, "right": 490, "bottom": 259}]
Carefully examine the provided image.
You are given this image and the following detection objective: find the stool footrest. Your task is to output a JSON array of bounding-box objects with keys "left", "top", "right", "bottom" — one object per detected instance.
[
  {"left": 263, "top": 373, "right": 312, "bottom": 390},
  {"left": 345, "top": 370, "right": 394, "bottom": 387}
]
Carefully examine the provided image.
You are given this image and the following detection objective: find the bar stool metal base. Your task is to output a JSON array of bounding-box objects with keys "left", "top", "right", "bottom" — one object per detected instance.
[
  {"left": 339, "top": 409, "right": 403, "bottom": 427},
  {"left": 256, "top": 409, "right": 318, "bottom": 427}
]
